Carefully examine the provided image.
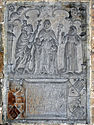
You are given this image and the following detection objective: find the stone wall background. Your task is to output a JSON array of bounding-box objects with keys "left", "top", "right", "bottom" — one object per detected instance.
[{"left": 0, "top": 0, "right": 93, "bottom": 124}]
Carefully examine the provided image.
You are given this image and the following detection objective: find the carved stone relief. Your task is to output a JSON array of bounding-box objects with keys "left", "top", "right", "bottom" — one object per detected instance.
[{"left": 4, "top": 1, "right": 90, "bottom": 124}]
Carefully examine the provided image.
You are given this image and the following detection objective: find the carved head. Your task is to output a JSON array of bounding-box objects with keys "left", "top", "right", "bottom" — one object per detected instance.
[
  {"left": 23, "top": 20, "right": 27, "bottom": 25},
  {"left": 43, "top": 19, "right": 51, "bottom": 29},
  {"left": 71, "top": 7, "right": 77, "bottom": 17},
  {"left": 21, "top": 29, "right": 27, "bottom": 34},
  {"left": 69, "top": 26, "right": 77, "bottom": 35},
  {"left": 36, "top": 38, "right": 41, "bottom": 46},
  {"left": 27, "top": 24, "right": 33, "bottom": 34}
]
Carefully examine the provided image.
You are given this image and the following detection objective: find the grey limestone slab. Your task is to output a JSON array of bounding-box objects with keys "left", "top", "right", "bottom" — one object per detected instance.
[{"left": 3, "top": 1, "right": 90, "bottom": 124}]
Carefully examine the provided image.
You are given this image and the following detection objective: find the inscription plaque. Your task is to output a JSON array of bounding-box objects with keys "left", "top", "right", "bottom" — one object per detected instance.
[
  {"left": 4, "top": 1, "right": 90, "bottom": 124},
  {"left": 26, "top": 83, "right": 67, "bottom": 119}
]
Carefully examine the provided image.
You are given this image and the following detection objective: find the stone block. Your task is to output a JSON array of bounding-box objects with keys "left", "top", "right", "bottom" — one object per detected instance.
[{"left": 3, "top": 1, "right": 90, "bottom": 124}]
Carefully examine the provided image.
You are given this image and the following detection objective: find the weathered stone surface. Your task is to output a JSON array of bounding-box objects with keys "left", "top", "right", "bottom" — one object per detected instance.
[
  {"left": 0, "top": 84, "right": 2, "bottom": 107},
  {"left": 3, "top": 1, "right": 90, "bottom": 124},
  {"left": 91, "top": 1, "right": 94, "bottom": 123},
  {"left": 0, "top": 53, "right": 3, "bottom": 80},
  {"left": 0, "top": 8, "right": 3, "bottom": 23},
  {"left": 0, "top": 25, "right": 2, "bottom": 51},
  {"left": 0, "top": 24, "right": 3, "bottom": 124},
  {"left": 0, "top": 24, "right": 3, "bottom": 80}
]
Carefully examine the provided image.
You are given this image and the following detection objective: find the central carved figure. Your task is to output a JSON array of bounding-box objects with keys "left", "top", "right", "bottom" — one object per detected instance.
[{"left": 36, "top": 19, "right": 58, "bottom": 75}]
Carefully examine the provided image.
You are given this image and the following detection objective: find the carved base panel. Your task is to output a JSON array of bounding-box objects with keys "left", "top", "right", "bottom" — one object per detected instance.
[
  {"left": 6, "top": 78, "right": 88, "bottom": 123},
  {"left": 25, "top": 79, "right": 86, "bottom": 121},
  {"left": 4, "top": 1, "right": 90, "bottom": 124},
  {"left": 26, "top": 82, "right": 67, "bottom": 119}
]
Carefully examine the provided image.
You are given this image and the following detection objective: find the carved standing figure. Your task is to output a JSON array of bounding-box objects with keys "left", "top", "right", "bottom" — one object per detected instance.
[
  {"left": 15, "top": 20, "right": 34, "bottom": 73},
  {"left": 64, "top": 26, "right": 83, "bottom": 73},
  {"left": 15, "top": 20, "right": 41, "bottom": 73},
  {"left": 15, "top": 28, "right": 31, "bottom": 73},
  {"left": 38, "top": 19, "right": 58, "bottom": 75}
]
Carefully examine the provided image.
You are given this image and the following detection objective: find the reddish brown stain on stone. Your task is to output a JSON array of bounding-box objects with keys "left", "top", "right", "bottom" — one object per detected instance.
[
  {"left": 16, "top": 97, "right": 24, "bottom": 103},
  {"left": 7, "top": 86, "right": 26, "bottom": 120},
  {"left": 8, "top": 91, "right": 16, "bottom": 105},
  {"left": 8, "top": 106, "right": 20, "bottom": 119},
  {"left": 0, "top": 52, "right": 3, "bottom": 74}
]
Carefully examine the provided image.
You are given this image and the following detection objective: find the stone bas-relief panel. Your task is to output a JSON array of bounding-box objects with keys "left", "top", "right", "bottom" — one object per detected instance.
[
  {"left": 4, "top": 1, "right": 90, "bottom": 124},
  {"left": 26, "top": 80, "right": 86, "bottom": 120}
]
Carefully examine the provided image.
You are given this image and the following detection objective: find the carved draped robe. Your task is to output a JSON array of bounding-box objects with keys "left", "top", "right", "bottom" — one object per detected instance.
[
  {"left": 37, "top": 29, "right": 58, "bottom": 75},
  {"left": 15, "top": 33, "right": 29, "bottom": 71},
  {"left": 64, "top": 35, "right": 83, "bottom": 73},
  {"left": 15, "top": 32, "right": 35, "bottom": 73}
]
